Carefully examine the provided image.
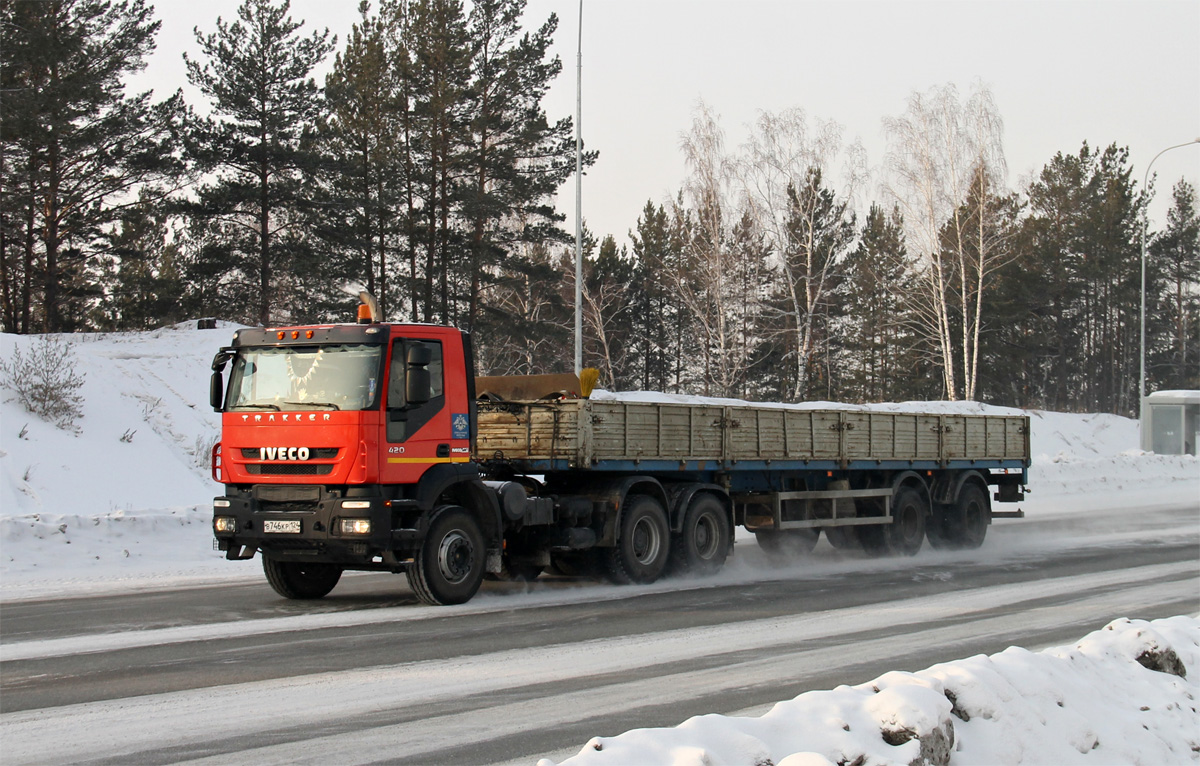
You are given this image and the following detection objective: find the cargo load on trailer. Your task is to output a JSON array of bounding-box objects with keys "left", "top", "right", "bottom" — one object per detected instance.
[{"left": 209, "top": 296, "right": 1030, "bottom": 605}]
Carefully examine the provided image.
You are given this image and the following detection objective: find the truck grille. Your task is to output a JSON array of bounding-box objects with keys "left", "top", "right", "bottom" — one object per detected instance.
[
  {"left": 241, "top": 448, "right": 339, "bottom": 459},
  {"left": 247, "top": 464, "right": 334, "bottom": 476}
]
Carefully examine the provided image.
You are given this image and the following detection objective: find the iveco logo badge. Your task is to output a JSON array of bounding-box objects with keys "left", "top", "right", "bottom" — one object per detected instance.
[{"left": 259, "top": 447, "right": 311, "bottom": 460}]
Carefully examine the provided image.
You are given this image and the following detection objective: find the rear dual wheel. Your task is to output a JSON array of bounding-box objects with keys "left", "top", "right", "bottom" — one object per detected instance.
[
  {"left": 755, "top": 527, "right": 820, "bottom": 558},
  {"left": 928, "top": 483, "right": 990, "bottom": 550},
  {"left": 857, "top": 487, "right": 925, "bottom": 557},
  {"left": 605, "top": 495, "right": 671, "bottom": 584},
  {"left": 669, "top": 495, "right": 732, "bottom": 575}
]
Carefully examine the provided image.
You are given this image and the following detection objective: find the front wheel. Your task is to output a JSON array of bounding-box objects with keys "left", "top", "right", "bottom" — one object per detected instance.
[
  {"left": 605, "top": 495, "right": 670, "bottom": 585},
  {"left": 262, "top": 557, "right": 342, "bottom": 600},
  {"left": 407, "top": 506, "right": 486, "bottom": 605},
  {"left": 669, "top": 495, "right": 731, "bottom": 575}
]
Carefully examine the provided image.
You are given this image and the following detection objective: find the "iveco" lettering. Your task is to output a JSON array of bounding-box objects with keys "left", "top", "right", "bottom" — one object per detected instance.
[{"left": 259, "top": 447, "right": 311, "bottom": 461}]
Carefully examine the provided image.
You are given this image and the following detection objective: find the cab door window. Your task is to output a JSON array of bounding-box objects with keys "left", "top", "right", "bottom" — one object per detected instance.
[{"left": 386, "top": 339, "right": 444, "bottom": 443}]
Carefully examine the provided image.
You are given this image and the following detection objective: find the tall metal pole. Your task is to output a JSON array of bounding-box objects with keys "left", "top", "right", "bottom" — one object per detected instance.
[
  {"left": 1140, "top": 137, "right": 1200, "bottom": 413},
  {"left": 573, "top": 0, "right": 583, "bottom": 375}
]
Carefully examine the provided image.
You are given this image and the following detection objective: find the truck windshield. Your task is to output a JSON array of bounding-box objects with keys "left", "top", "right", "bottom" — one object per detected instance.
[{"left": 226, "top": 344, "right": 383, "bottom": 412}]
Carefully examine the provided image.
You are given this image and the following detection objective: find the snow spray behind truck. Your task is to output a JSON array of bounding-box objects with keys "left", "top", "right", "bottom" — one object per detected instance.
[{"left": 209, "top": 295, "right": 1030, "bottom": 605}]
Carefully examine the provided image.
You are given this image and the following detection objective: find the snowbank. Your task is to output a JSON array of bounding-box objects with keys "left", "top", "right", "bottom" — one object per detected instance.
[
  {"left": 541, "top": 616, "right": 1200, "bottom": 766},
  {"left": 0, "top": 326, "right": 1197, "bottom": 599}
]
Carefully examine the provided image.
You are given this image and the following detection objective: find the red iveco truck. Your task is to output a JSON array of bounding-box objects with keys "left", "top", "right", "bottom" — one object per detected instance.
[{"left": 210, "top": 298, "right": 1030, "bottom": 605}]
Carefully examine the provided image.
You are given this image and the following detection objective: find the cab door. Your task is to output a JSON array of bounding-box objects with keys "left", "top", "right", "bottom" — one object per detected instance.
[{"left": 382, "top": 338, "right": 449, "bottom": 483}]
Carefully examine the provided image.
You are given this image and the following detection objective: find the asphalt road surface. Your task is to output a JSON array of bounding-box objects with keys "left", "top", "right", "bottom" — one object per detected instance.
[{"left": 2, "top": 505, "right": 1197, "bottom": 765}]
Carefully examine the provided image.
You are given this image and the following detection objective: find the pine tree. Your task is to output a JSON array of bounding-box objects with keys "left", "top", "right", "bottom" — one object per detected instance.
[
  {"left": 185, "top": 0, "right": 334, "bottom": 326},
  {"left": 463, "top": 0, "right": 581, "bottom": 333},
  {"left": 0, "top": 0, "right": 184, "bottom": 332},
  {"left": 1148, "top": 179, "right": 1200, "bottom": 390},
  {"left": 837, "top": 204, "right": 915, "bottom": 402},
  {"left": 629, "top": 201, "right": 684, "bottom": 392},
  {"left": 319, "top": 2, "right": 401, "bottom": 317},
  {"left": 91, "top": 190, "right": 185, "bottom": 330},
  {"left": 1003, "top": 142, "right": 1145, "bottom": 414}
]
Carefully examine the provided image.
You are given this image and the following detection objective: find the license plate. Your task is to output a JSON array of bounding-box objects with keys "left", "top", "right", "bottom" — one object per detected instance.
[{"left": 263, "top": 519, "right": 301, "bottom": 534}]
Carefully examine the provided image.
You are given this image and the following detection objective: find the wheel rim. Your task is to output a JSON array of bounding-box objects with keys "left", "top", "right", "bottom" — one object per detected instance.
[
  {"left": 694, "top": 512, "right": 719, "bottom": 559},
  {"left": 437, "top": 530, "right": 474, "bottom": 585},
  {"left": 631, "top": 516, "right": 662, "bottom": 565}
]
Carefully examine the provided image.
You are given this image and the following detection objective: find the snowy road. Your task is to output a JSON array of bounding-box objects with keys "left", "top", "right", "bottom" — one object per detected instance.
[{"left": 2, "top": 507, "right": 1197, "bottom": 766}]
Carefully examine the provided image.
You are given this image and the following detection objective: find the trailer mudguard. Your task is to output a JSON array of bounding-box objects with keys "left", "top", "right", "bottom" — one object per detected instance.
[
  {"left": 930, "top": 469, "right": 988, "bottom": 506},
  {"left": 583, "top": 475, "right": 670, "bottom": 547},
  {"left": 665, "top": 482, "right": 730, "bottom": 534}
]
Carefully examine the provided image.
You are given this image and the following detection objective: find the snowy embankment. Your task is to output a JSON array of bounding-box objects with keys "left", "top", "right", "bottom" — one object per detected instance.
[
  {"left": 541, "top": 615, "right": 1200, "bottom": 766},
  {"left": 0, "top": 324, "right": 1196, "bottom": 600}
]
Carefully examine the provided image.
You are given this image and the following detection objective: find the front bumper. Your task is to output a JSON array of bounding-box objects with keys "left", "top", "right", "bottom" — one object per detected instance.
[{"left": 212, "top": 487, "right": 424, "bottom": 566}]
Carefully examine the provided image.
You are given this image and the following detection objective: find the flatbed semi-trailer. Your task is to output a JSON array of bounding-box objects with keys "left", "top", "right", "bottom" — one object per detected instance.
[{"left": 209, "top": 299, "right": 1031, "bottom": 605}]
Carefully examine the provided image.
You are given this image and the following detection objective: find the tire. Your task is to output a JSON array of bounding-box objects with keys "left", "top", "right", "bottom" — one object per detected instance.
[
  {"left": 929, "top": 483, "right": 991, "bottom": 550},
  {"left": 406, "top": 506, "right": 486, "bottom": 605},
  {"left": 668, "top": 494, "right": 731, "bottom": 575},
  {"left": 955, "top": 483, "right": 991, "bottom": 549},
  {"left": 491, "top": 560, "right": 543, "bottom": 582},
  {"left": 824, "top": 526, "right": 860, "bottom": 551},
  {"left": 885, "top": 486, "right": 927, "bottom": 556},
  {"left": 262, "top": 557, "right": 342, "bottom": 600},
  {"left": 549, "top": 551, "right": 600, "bottom": 578},
  {"left": 754, "top": 528, "right": 819, "bottom": 558},
  {"left": 604, "top": 495, "right": 670, "bottom": 585}
]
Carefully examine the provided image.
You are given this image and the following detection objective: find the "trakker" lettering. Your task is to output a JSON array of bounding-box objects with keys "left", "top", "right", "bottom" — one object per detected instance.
[{"left": 259, "top": 447, "right": 311, "bottom": 461}]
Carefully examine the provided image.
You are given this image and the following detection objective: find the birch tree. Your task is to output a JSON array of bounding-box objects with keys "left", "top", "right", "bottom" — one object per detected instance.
[
  {"left": 733, "top": 109, "right": 863, "bottom": 399},
  {"left": 883, "top": 82, "right": 1009, "bottom": 400}
]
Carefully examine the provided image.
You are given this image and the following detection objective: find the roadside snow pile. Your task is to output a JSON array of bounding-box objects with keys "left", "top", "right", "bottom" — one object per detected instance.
[
  {"left": 541, "top": 615, "right": 1200, "bottom": 766},
  {"left": 0, "top": 324, "right": 233, "bottom": 593}
]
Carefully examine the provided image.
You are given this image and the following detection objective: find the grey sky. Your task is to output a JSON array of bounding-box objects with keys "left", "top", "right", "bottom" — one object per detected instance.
[{"left": 137, "top": 0, "right": 1200, "bottom": 245}]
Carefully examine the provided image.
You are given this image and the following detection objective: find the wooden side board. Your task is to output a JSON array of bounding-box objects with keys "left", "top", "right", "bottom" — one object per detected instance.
[{"left": 475, "top": 400, "right": 1030, "bottom": 467}]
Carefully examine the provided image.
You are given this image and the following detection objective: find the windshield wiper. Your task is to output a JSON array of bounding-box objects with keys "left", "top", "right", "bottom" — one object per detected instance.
[
  {"left": 233, "top": 403, "right": 281, "bottom": 411},
  {"left": 283, "top": 401, "right": 341, "bottom": 411}
]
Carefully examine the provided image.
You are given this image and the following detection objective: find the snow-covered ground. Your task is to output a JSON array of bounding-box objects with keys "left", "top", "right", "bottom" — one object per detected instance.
[
  {"left": 541, "top": 615, "right": 1200, "bottom": 766},
  {"left": 1, "top": 325, "right": 1198, "bottom": 765}
]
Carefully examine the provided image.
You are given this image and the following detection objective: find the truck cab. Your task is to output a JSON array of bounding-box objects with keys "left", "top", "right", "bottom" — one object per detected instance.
[{"left": 210, "top": 319, "right": 502, "bottom": 605}]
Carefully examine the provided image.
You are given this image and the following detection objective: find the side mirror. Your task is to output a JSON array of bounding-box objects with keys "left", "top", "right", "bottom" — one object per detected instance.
[{"left": 210, "top": 371, "right": 224, "bottom": 411}]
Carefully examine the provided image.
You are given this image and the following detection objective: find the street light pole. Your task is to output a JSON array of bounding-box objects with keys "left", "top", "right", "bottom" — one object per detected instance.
[
  {"left": 573, "top": 0, "right": 583, "bottom": 375},
  {"left": 1140, "top": 137, "right": 1200, "bottom": 413}
]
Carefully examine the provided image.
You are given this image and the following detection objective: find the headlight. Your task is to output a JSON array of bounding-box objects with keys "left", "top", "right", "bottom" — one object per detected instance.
[
  {"left": 214, "top": 516, "right": 238, "bottom": 533},
  {"left": 341, "top": 500, "right": 372, "bottom": 509},
  {"left": 340, "top": 518, "right": 371, "bottom": 535},
  {"left": 214, "top": 498, "right": 231, "bottom": 508}
]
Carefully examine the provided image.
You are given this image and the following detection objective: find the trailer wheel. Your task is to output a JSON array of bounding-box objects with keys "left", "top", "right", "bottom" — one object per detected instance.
[
  {"left": 885, "top": 486, "right": 926, "bottom": 556},
  {"left": 406, "top": 506, "right": 486, "bottom": 605},
  {"left": 605, "top": 495, "right": 670, "bottom": 585},
  {"left": 824, "top": 526, "right": 859, "bottom": 551},
  {"left": 262, "top": 557, "right": 342, "bottom": 600},
  {"left": 669, "top": 495, "right": 731, "bottom": 575},
  {"left": 950, "top": 483, "right": 991, "bottom": 549},
  {"left": 489, "top": 560, "right": 543, "bottom": 582},
  {"left": 754, "top": 528, "right": 820, "bottom": 558}
]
